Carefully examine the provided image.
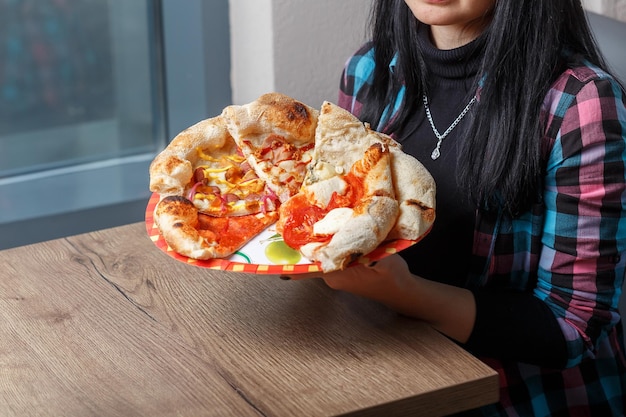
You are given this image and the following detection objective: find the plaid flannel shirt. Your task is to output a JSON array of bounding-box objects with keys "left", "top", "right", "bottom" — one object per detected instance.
[{"left": 338, "top": 44, "right": 626, "bottom": 416}]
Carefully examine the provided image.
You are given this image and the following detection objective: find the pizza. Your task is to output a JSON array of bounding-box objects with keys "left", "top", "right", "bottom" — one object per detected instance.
[
  {"left": 148, "top": 93, "right": 436, "bottom": 271},
  {"left": 222, "top": 93, "right": 318, "bottom": 203},
  {"left": 149, "top": 93, "right": 318, "bottom": 260},
  {"left": 385, "top": 142, "right": 437, "bottom": 241}
]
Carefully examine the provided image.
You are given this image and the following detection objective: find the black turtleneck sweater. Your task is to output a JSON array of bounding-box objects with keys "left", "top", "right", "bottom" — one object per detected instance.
[
  {"left": 396, "top": 25, "right": 481, "bottom": 286},
  {"left": 393, "top": 26, "right": 567, "bottom": 368}
]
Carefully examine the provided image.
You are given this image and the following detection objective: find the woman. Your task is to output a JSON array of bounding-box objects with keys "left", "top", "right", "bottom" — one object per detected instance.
[{"left": 283, "top": 0, "right": 626, "bottom": 415}]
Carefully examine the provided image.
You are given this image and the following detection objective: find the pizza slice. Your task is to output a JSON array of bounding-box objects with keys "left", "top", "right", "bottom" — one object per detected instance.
[
  {"left": 149, "top": 115, "right": 280, "bottom": 217},
  {"left": 154, "top": 195, "right": 278, "bottom": 260},
  {"left": 149, "top": 115, "right": 283, "bottom": 259},
  {"left": 299, "top": 100, "right": 436, "bottom": 242},
  {"left": 276, "top": 102, "right": 400, "bottom": 272},
  {"left": 222, "top": 92, "right": 319, "bottom": 203}
]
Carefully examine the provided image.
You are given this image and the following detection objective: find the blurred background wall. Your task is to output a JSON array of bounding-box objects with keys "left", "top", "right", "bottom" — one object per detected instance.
[
  {"left": 583, "top": 0, "right": 626, "bottom": 21},
  {"left": 229, "top": 0, "right": 369, "bottom": 107}
]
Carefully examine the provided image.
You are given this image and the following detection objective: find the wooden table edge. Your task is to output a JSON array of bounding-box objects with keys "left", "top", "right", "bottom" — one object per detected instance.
[{"left": 337, "top": 371, "right": 499, "bottom": 417}]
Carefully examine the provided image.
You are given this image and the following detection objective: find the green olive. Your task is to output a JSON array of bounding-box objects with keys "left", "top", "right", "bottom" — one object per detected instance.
[{"left": 265, "top": 240, "right": 301, "bottom": 265}]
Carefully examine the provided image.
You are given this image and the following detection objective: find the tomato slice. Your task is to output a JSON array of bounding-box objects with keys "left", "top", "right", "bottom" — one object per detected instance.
[
  {"left": 326, "top": 172, "right": 364, "bottom": 210},
  {"left": 281, "top": 196, "right": 329, "bottom": 249}
]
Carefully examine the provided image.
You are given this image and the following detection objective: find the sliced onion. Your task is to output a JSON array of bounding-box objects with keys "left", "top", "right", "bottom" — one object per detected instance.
[
  {"left": 217, "top": 194, "right": 228, "bottom": 214},
  {"left": 187, "top": 181, "right": 203, "bottom": 200},
  {"left": 265, "top": 186, "right": 278, "bottom": 201},
  {"left": 261, "top": 194, "right": 279, "bottom": 213},
  {"left": 187, "top": 180, "right": 220, "bottom": 200}
]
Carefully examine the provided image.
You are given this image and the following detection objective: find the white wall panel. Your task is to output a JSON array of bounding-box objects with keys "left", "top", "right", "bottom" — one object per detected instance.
[{"left": 229, "top": 0, "right": 370, "bottom": 107}]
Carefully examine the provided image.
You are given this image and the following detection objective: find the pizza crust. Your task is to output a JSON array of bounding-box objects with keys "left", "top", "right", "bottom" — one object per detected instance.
[
  {"left": 386, "top": 147, "right": 436, "bottom": 240},
  {"left": 223, "top": 92, "right": 319, "bottom": 146},
  {"left": 300, "top": 195, "right": 399, "bottom": 271},
  {"left": 154, "top": 195, "right": 221, "bottom": 259},
  {"left": 149, "top": 116, "right": 234, "bottom": 197}
]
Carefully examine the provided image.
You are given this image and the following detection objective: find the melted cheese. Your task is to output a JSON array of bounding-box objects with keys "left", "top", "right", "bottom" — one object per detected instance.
[
  {"left": 313, "top": 207, "right": 353, "bottom": 235},
  {"left": 306, "top": 176, "right": 347, "bottom": 207}
]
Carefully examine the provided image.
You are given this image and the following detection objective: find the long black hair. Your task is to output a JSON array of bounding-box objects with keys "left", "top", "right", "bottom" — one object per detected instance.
[{"left": 359, "top": 0, "right": 610, "bottom": 214}]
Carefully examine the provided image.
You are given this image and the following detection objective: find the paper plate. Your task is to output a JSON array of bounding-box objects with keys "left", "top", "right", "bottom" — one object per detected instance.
[{"left": 145, "top": 193, "right": 422, "bottom": 274}]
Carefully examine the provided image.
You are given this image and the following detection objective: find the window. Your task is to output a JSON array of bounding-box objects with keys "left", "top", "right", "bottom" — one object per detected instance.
[{"left": 0, "top": 0, "right": 231, "bottom": 249}]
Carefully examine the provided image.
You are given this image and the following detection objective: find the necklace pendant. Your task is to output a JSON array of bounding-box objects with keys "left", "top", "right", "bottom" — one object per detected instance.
[
  {"left": 431, "top": 137, "right": 443, "bottom": 160},
  {"left": 423, "top": 94, "right": 477, "bottom": 162}
]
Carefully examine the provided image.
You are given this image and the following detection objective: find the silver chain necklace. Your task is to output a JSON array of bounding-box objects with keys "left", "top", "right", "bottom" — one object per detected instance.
[{"left": 423, "top": 94, "right": 477, "bottom": 160}]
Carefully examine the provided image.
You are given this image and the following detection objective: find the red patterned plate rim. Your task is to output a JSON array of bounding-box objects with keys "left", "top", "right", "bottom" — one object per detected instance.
[{"left": 145, "top": 192, "right": 425, "bottom": 274}]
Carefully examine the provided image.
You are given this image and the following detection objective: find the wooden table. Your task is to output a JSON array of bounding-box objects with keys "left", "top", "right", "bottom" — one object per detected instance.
[{"left": 0, "top": 222, "right": 498, "bottom": 416}]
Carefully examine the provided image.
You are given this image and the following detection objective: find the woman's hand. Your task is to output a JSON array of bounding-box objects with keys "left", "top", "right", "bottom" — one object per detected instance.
[
  {"left": 284, "top": 254, "right": 413, "bottom": 301},
  {"left": 281, "top": 254, "right": 477, "bottom": 343}
]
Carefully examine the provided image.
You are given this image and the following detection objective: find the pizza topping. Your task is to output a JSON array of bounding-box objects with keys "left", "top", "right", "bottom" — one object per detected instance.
[
  {"left": 327, "top": 172, "right": 363, "bottom": 210},
  {"left": 197, "top": 212, "right": 280, "bottom": 253},
  {"left": 185, "top": 146, "right": 280, "bottom": 216},
  {"left": 280, "top": 194, "right": 330, "bottom": 249},
  {"left": 279, "top": 170, "right": 365, "bottom": 250}
]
